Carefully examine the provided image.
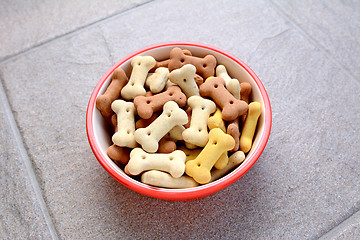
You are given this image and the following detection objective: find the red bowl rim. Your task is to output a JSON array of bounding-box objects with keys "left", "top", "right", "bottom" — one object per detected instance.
[{"left": 86, "top": 41, "right": 272, "bottom": 201}]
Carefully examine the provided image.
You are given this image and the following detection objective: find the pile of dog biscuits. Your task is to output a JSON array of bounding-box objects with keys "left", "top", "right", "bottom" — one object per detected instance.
[{"left": 96, "top": 47, "right": 261, "bottom": 189}]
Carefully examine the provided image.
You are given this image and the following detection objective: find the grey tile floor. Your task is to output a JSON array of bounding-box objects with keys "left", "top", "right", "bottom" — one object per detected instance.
[{"left": 0, "top": 0, "right": 359, "bottom": 239}]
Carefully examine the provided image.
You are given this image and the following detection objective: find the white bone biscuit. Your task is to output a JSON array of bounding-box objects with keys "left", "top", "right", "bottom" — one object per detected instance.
[
  {"left": 145, "top": 67, "right": 169, "bottom": 93},
  {"left": 216, "top": 65, "right": 241, "bottom": 99},
  {"left": 169, "top": 64, "right": 199, "bottom": 98},
  {"left": 134, "top": 101, "right": 188, "bottom": 153},
  {"left": 141, "top": 170, "right": 198, "bottom": 189},
  {"left": 121, "top": 56, "right": 156, "bottom": 100},
  {"left": 182, "top": 96, "right": 216, "bottom": 147},
  {"left": 125, "top": 148, "right": 186, "bottom": 178},
  {"left": 210, "top": 151, "right": 245, "bottom": 182},
  {"left": 111, "top": 100, "right": 137, "bottom": 148}
]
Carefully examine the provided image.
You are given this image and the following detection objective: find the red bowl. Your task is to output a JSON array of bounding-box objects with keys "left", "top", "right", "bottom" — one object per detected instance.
[{"left": 86, "top": 42, "right": 272, "bottom": 201}]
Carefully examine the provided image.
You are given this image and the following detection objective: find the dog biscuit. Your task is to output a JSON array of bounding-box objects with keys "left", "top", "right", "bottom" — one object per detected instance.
[
  {"left": 125, "top": 148, "right": 186, "bottom": 178},
  {"left": 168, "top": 47, "right": 217, "bottom": 79},
  {"left": 169, "top": 64, "right": 199, "bottom": 98},
  {"left": 216, "top": 65, "right": 241, "bottom": 99},
  {"left": 141, "top": 170, "right": 198, "bottom": 189},
  {"left": 239, "top": 102, "right": 261, "bottom": 153},
  {"left": 178, "top": 146, "right": 202, "bottom": 162},
  {"left": 185, "top": 128, "right": 235, "bottom": 184},
  {"left": 145, "top": 67, "right": 169, "bottom": 93},
  {"left": 227, "top": 118, "right": 240, "bottom": 152},
  {"left": 134, "top": 85, "right": 186, "bottom": 119},
  {"left": 111, "top": 100, "right": 137, "bottom": 148},
  {"left": 121, "top": 55, "right": 156, "bottom": 100},
  {"left": 135, "top": 112, "right": 177, "bottom": 153},
  {"left": 199, "top": 77, "right": 248, "bottom": 121},
  {"left": 210, "top": 151, "right": 245, "bottom": 182},
  {"left": 207, "top": 108, "right": 226, "bottom": 132},
  {"left": 134, "top": 101, "right": 188, "bottom": 153},
  {"left": 96, "top": 68, "right": 128, "bottom": 120},
  {"left": 182, "top": 96, "right": 216, "bottom": 147},
  {"left": 240, "top": 82, "right": 252, "bottom": 104},
  {"left": 106, "top": 144, "right": 131, "bottom": 166}
]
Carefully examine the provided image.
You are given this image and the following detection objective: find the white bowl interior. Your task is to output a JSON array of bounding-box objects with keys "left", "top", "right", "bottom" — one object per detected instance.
[{"left": 92, "top": 45, "right": 266, "bottom": 179}]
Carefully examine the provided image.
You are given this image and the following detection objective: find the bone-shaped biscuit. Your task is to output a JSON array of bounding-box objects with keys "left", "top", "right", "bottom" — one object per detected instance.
[
  {"left": 179, "top": 145, "right": 228, "bottom": 170},
  {"left": 199, "top": 77, "right": 248, "bottom": 121},
  {"left": 106, "top": 144, "right": 131, "bottom": 166},
  {"left": 185, "top": 128, "right": 235, "bottom": 184},
  {"left": 239, "top": 102, "right": 261, "bottom": 153},
  {"left": 182, "top": 96, "right": 216, "bottom": 147},
  {"left": 145, "top": 67, "right": 169, "bottom": 93},
  {"left": 227, "top": 118, "right": 240, "bottom": 152},
  {"left": 215, "top": 65, "right": 241, "bottom": 99},
  {"left": 121, "top": 56, "right": 156, "bottom": 100},
  {"left": 178, "top": 146, "right": 202, "bottom": 162},
  {"left": 96, "top": 68, "right": 128, "bottom": 120},
  {"left": 150, "top": 48, "right": 193, "bottom": 72},
  {"left": 214, "top": 151, "right": 229, "bottom": 170},
  {"left": 168, "top": 47, "right": 217, "bottom": 79},
  {"left": 134, "top": 101, "right": 188, "bottom": 153},
  {"left": 111, "top": 100, "right": 137, "bottom": 148},
  {"left": 125, "top": 148, "right": 186, "bottom": 178},
  {"left": 141, "top": 170, "right": 198, "bottom": 189},
  {"left": 135, "top": 112, "right": 177, "bottom": 153},
  {"left": 134, "top": 85, "right": 186, "bottom": 119},
  {"left": 169, "top": 64, "right": 199, "bottom": 98},
  {"left": 210, "top": 151, "right": 245, "bottom": 182},
  {"left": 207, "top": 108, "right": 226, "bottom": 132},
  {"left": 240, "top": 82, "right": 252, "bottom": 104}
]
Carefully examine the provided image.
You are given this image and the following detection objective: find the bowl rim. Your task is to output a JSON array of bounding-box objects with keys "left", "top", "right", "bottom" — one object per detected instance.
[{"left": 86, "top": 41, "right": 272, "bottom": 201}]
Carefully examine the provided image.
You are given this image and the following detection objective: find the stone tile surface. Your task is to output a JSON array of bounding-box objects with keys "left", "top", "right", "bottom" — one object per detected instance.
[
  {"left": 0, "top": 0, "right": 359, "bottom": 239},
  {"left": 0, "top": 84, "right": 53, "bottom": 239},
  {"left": 271, "top": 0, "right": 360, "bottom": 80},
  {"left": 319, "top": 210, "right": 360, "bottom": 240},
  {"left": 0, "top": 0, "right": 152, "bottom": 61}
]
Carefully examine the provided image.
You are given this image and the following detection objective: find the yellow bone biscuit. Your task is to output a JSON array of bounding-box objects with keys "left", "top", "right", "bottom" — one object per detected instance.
[
  {"left": 121, "top": 56, "right": 156, "bottom": 100},
  {"left": 207, "top": 108, "right": 226, "bottom": 132},
  {"left": 134, "top": 101, "right": 188, "bottom": 153},
  {"left": 182, "top": 96, "right": 216, "bottom": 147},
  {"left": 145, "top": 67, "right": 169, "bottom": 93},
  {"left": 111, "top": 100, "right": 137, "bottom": 148},
  {"left": 141, "top": 170, "right": 198, "bottom": 189},
  {"left": 214, "top": 151, "right": 229, "bottom": 170},
  {"left": 239, "top": 102, "right": 262, "bottom": 153},
  {"left": 178, "top": 146, "right": 202, "bottom": 162},
  {"left": 210, "top": 151, "right": 245, "bottom": 182},
  {"left": 125, "top": 148, "right": 186, "bottom": 178},
  {"left": 185, "top": 128, "right": 235, "bottom": 184},
  {"left": 216, "top": 65, "right": 241, "bottom": 99},
  {"left": 169, "top": 64, "right": 200, "bottom": 98}
]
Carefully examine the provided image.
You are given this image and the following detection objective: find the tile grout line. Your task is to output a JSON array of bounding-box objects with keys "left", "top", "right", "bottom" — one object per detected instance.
[
  {"left": 268, "top": 0, "right": 360, "bottom": 88},
  {"left": 0, "top": 0, "right": 157, "bottom": 66},
  {"left": 0, "top": 75, "right": 59, "bottom": 240},
  {"left": 318, "top": 209, "right": 360, "bottom": 239}
]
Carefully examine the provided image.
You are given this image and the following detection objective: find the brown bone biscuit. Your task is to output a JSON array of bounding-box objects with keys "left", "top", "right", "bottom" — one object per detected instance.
[
  {"left": 240, "top": 82, "right": 252, "bottom": 104},
  {"left": 134, "top": 85, "right": 187, "bottom": 119},
  {"left": 168, "top": 47, "right": 217, "bottom": 79},
  {"left": 150, "top": 48, "right": 192, "bottom": 72},
  {"left": 199, "top": 77, "right": 248, "bottom": 121},
  {"left": 227, "top": 118, "right": 240, "bottom": 152},
  {"left": 240, "top": 82, "right": 252, "bottom": 124},
  {"left": 106, "top": 144, "right": 131, "bottom": 166},
  {"left": 96, "top": 68, "right": 128, "bottom": 120}
]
